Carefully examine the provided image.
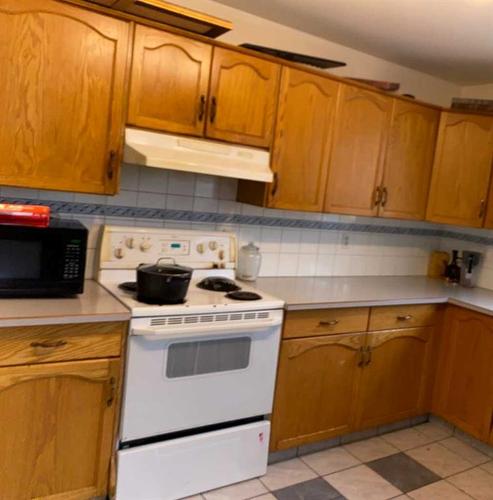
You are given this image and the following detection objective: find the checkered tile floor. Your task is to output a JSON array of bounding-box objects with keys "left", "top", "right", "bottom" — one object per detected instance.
[{"left": 188, "top": 421, "right": 493, "bottom": 499}]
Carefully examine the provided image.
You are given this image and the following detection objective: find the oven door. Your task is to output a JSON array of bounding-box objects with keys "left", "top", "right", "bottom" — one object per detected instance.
[{"left": 120, "top": 310, "right": 283, "bottom": 442}]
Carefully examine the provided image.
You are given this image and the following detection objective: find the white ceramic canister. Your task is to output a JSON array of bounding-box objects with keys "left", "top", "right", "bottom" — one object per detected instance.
[{"left": 237, "top": 242, "right": 262, "bottom": 281}]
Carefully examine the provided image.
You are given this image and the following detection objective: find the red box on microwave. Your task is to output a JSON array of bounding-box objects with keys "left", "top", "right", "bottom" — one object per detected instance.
[{"left": 0, "top": 204, "right": 51, "bottom": 227}]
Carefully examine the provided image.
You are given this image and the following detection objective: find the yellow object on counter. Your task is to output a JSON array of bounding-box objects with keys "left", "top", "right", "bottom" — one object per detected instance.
[{"left": 428, "top": 251, "right": 450, "bottom": 279}]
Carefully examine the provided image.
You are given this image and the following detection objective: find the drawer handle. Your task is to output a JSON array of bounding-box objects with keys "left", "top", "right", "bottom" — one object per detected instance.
[
  {"left": 31, "top": 340, "right": 67, "bottom": 349},
  {"left": 396, "top": 315, "right": 413, "bottom": 321},
  {"left": 319, "top": 320, "right": 339, "bottom": 327}
]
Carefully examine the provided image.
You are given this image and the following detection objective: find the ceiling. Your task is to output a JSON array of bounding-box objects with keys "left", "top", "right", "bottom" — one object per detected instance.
[{"left": 212, "top": 0, "right": 493, "bottom": 85}]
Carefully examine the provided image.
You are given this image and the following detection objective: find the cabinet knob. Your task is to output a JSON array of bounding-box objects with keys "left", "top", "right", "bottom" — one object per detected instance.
[
  {"left": 374, "top": 186, "right": 382, "bottom": 206},
  {"left": 381, "top": 187, "right": 388, "bottom": 207},
  {"left": 210, "top": 96, "right": 217, "bottom": 123},
  {"left": 319, "top": 319, "right": 339, "bottom": 326},
  {"left": 396, "top": 314, "right": 413, "bottom": 321},
  {"left": 479, "top": 199, "right": 486, "bottom": 218},
  {"left": 198, "top": 95, "right": 206, "bottom": 121}
]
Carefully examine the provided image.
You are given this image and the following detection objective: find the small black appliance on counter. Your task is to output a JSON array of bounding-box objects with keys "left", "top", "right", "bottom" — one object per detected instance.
[{"left": 0, "top": 217, "right": 87, "bottom": 297}]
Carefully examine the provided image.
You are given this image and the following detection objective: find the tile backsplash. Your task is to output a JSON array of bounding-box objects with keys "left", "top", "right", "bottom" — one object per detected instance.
[{"left": 3, "top": 164, "right": 493, "bottom": 289}]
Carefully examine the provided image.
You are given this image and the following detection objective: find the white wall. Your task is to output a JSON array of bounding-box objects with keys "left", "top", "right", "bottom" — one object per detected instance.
[{"left": 173, "top": 0, "right": 461, "bottom": 106}]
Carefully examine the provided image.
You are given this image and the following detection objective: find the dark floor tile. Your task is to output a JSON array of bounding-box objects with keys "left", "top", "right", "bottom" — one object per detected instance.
[
  {"left": 367, "top": 452, "right": 440, "bottom": 493},
  {"left": 273, "top": 477, "right": 344, "bottom": 500}
]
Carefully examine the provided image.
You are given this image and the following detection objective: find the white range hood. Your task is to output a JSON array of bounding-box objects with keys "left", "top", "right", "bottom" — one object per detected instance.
[{"left": 124, "top": 128, "right": 273, "bottom": 182}]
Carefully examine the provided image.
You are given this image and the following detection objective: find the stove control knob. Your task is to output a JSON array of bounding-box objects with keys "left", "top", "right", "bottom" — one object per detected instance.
[
  {"left": 114, "top": 247, "right": 125, "bottom": 259},
  {"left": 208, "top": 241, "right": 218, "bottom": 251},
  {"left": 196, "top": 243, "right": 205, "bottom": 254},
  {"left": 139, "top": 240, "right": 152, "bottom": 252},
  {"left": 125, "top": 237, "right": 135, "bottom": 249}
]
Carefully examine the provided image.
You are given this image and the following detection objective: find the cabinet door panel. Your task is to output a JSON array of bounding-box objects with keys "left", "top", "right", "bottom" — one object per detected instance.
[
  {"left": 268, "top": 68, "right": 339, "bottom": 212},
  {"left": 426, "top": 112, "right": 493, "bottom": 227},
  {"left": 380, "top": 100, "right": 439, "bottom": 220},
  {"left": 0, "top": 0, "right": 130, "bottom": 194},
  {"left": 270, "top": 333, "right": 365, "bottom": 451},
  {"left": 433, "top": 306, "right": 493, "bottom": 440},
  {"left": 0, "top": 358, "right": 119, "bottom": 499},
  {"left": 128, "top": 25, "right": 212, "bottom": 136},
  {"left": 325, "top": 85, "right": 392, "bottom": 216},
  {"left": 356, "top": 327, "right": 433, "bottom": 429},
  {"left": 206, "top": 47, "right": 280, "bottom": 147}
]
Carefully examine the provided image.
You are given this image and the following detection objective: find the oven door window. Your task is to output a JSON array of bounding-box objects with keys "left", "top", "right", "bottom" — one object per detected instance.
[{"left": 166, "top": 337, "right": 251, "bottom": 378}]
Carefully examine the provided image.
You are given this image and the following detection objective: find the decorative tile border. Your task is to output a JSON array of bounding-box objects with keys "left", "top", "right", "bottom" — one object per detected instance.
[{"left": 3, "top": 196, "right": 493, "bottom": 246}]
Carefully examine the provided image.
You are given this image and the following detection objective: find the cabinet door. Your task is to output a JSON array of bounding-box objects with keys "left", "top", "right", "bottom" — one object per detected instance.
[
  {"left": 356, "top": 327, "right": 434, "bottom": 430},
  {"left": 0, "top": 358, "right": 119, "bottom": 499},
  {"left": 206, "top": 47, "right": 280, "bottom": 147},
  {"left": 324, "top": 84, "right": 392, "bottom": 216},
  {"left": 433, "top": 306, "right": 493, "bottom": 441},
  {"left": 426, "top": 112, "right": 493, "bottom": 227},
  {"left": 0, "top": 0, "right": 130, "bottom": 194},
  {"left": 128, "top": 25, "right": 212, "bottom": 136},
  {"left": 270, "top": 333, "right": 365, "bottom": 451},
  {"left": 268, "top": 68, "right": 339, "bottom": 212},
  {"left": 380, "top": 100, "right": 440, "bottom": 220}
]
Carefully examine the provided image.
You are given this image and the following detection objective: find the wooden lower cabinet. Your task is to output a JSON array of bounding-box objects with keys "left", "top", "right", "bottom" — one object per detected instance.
[
  {"left": 0, "top": 358, "right": 119, "bottom": 500},
  {"left": 356, "top": 327, "right": 434, "bottom": 430},
  {"left": 270, "top": 333, "right": 365, "bottom": 451},
  {"left": 433, "top": 306, "right": 493, "bottom": 441}
]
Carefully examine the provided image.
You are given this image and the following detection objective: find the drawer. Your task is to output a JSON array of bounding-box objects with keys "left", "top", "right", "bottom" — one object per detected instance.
[
  {"left": 283, "top": 308, "right": 369, "bottom": 339},
  {"left": 369, "top": 304, "right": 440, "bottom": 331},
  {"left": 0, "top": 321, "right": 125, "bottom": 367}
]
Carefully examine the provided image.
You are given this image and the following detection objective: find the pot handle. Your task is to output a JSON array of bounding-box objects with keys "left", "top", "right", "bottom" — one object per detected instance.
[{"left": 156, "top": 257, "right": 177, "bottom": 266}]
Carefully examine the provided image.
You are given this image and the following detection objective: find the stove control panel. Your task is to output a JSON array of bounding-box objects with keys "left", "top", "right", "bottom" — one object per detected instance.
[{"left": 100, "top": 226, "right": 237, "bottom": 269}]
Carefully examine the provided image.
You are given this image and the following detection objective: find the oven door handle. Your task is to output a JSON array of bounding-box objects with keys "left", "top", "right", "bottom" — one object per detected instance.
[{"left": 131, "top": 318, "right": 280, "bottom": 339}]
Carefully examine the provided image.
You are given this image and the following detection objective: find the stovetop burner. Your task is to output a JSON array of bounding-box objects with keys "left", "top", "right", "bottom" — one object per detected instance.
[
  {"left": 226, "top": 291, "right": 262, "bottom": 301},
  {"left": 118, "top": 281, "right": 186, "bottom": 305},
  {"left": 197, "top": 276, "right": 241, "bottom": 292}
]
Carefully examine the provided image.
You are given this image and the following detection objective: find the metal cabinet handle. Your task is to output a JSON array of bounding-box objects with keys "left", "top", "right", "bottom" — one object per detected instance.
[
  {"left": 198, "top": 95, "right": 206, "bottom": 121},
  {"left": 374, "top": 186, "right": 382, "bottom": 206},
  {"left": 319, "top": 320, "right": 339, "bottom": 326},
  {"left": 381, "top": 187, "right": 388, "bottom": 207},
  {"left": 31, "top": 340, "right": 67, "bottom": 349},
  {"left": 209, "top": 96, "right": 217, "bottom": 123},
  {"left": 479, "top": 199, "right": 486, "bottom": 218},
  {"left": 365, "top": 346, "right": 373, "bottom": 366},
  {"left": 358, "top": 346, "right": 365, "bottom": 367},
  {"left": 396, "top": 314, "right": 413, "bottom": 321},
  {"left": 271, "top": 172, "right": 279, "bottom": 197},
  {"left": 107, "top": 150, "right": 117, "bottom": 180}
]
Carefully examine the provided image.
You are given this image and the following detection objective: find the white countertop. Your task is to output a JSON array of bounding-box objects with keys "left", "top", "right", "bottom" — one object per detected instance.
[
  {"left": 253, "top": 276, "right": 493, "bottom": 316},
  {"left": 0, "top": 280, "right": 131, "bottom": 327}
]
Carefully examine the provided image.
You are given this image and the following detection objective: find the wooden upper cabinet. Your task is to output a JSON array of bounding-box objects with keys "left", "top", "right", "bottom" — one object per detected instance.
[
  {"left": 270, "top": 333, "right": 364, "bottom": 451},
  {"left": 268, "top": 68, "right": 339, "bottom": 212},
  {"left": 325, "top": 84, "right": 392, "bottom": 216},
  {"left": 0, "top": 358, "right": 119, "bottom": 499},
  {"left": 128, "top": 25, "right": 212, "bottom": 136},
  {"left": 356, "top": 327, "right": 434, "bottom": 430},
  {"left": 206, "top": 47, "right": 280, "bottom": 147},
  {"left": 380, "top": 100, "right": 440, "bottom": 220},
  {"left": 426, "top": 111, "right": 493, "bottom": 227},
  {"left": 433, "top": 306, "right": 493, "bottom": 441},
  {"left": 0, "top": 0, "right": 130, "bottom": 194}
]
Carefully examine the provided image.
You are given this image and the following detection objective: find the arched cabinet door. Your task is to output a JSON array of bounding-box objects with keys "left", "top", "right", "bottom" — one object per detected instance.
[
  {"left": 0, "top": 358, "right": 119, "bottom": 499},
  {"left": 325, "top": 84, "right": 392, "bottom": 216},
  {"left": 426, "top": 112, "right": 493, "bottom": 227},
  {"left": 0, "top": 0, "right": 130, "bottom": 194},
  {"left": 206, "top": 47, "right": 280, "bottom": 147},
  {"left": 128, "top": 25, "right": 212, "bottom": 136},
  {"left": 270, "top": 333, "right": 365, "bottom": 451},
  {"left": 380, "top": 100, "right": 440, "bottom": 220},
  {"left": 268, "top": 67, "right": 340, "bottom": 212}
]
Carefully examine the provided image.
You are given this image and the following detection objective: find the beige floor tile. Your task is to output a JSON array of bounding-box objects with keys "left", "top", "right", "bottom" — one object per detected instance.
[
  {"left": 406, "top": 443, "right": 475, "bottom": 478},
  {"left": 449, "top": 467, "right": 493, "bottom": 500},
  {"left": 440, "top": 437, "right": 490, "bottom": 466},
  {"left": 260, "top": 458, "right": 317, "bottom": 491},
  {"left": 414, "top": 422, "right": 453, "bottom": 441},
  {"left": 324, "top": 464, "right": 401, "bottom": 500},
  {"left": 251, "top": 495, "right": 276, "bottom": 500},
  {"left": 381, "top": 427, "right": 435, "bottom": 451},
  {"left": 203, "top": 479, "right": 267, "bottom": 500},
  {"left": 344, "top": 437, "right": 399, "bottom": 462},
  {"left": 301, "top": 446, "right": 361, "bottom": 475},
  {"left": 481, "top": 461, "right": 493, "bottom": 475},
  {"left": 407, "top": 480, "right": 472, "bottom": 499}
]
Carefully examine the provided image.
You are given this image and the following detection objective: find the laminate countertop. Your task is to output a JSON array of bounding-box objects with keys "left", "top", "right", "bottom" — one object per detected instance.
[
  {"left": 253, "top": 275, "right": 493, "bottom": 316},
  {"left": 0, "top": 280, "right": 131, "bottom": 327}
]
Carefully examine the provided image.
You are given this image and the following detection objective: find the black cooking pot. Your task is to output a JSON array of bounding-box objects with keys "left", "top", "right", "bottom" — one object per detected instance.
[{"left": 136, "top": 258, "right": 193, "bottom": 304}]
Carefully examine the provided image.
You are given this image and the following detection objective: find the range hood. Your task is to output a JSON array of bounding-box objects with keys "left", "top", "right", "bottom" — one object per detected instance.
[{"left": 124, "top": 128, "right": 273, "bottom": 183}]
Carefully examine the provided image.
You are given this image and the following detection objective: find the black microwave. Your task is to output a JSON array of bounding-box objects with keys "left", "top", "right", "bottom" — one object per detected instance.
[{"left": 0, "top": 218, "right": 88, "bottom": 297}]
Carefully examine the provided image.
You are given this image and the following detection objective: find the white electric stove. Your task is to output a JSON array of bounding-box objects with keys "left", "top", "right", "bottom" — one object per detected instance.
[{"left": 97, "top": 225, "right": 284, "bottom": 500}]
